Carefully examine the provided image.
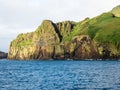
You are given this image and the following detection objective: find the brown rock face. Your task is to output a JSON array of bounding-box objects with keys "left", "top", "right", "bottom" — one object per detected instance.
[
  {"left": 71, "top": 35, "right": 100, "bottom": 59},
  {"left": 8, "top": 20, "right": 64, "bottom": 60}
]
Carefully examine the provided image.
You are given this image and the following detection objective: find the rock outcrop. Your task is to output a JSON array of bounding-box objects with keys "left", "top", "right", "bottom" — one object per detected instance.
[
  {"left": 0, "top": 51, "right": 8, "bottom": 59},
  {"left": 8, "top": 5, "right": 120, "bottom": 60},
  {"left": 111, "top": 5, "right": 120, "bottom": 17}
]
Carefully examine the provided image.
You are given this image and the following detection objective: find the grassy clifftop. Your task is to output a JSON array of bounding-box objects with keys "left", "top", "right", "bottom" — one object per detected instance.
[
  {"left": 64, "top": 11, "right": 120, "bottom": 55},
  {"left": 68, "top": 12, "right": 120, "bottom": 47}
]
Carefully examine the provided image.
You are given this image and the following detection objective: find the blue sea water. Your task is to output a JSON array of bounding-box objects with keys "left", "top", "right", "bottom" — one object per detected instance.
[{"left": 0, "top": 59, "right": 120, "bottom": 90}]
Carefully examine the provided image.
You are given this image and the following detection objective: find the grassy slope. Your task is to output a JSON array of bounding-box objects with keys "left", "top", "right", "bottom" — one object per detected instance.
[
  {"left": 67, "top": 12, "right": 120, "bottom": 52},
  {"left": 64, "top": 12, "right": 120, "bottom": 54},
  {"left": 11, "top": 12, "right": 120, "bottom": 54}
]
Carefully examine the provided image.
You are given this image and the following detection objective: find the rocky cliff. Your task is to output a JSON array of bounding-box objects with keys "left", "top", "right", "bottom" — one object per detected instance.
[
  {"left": 8, "top": 5, "right": 120, "bottom": 60},
  {"left": 0, "top": 51, "right": 8, "bottom": 59}
]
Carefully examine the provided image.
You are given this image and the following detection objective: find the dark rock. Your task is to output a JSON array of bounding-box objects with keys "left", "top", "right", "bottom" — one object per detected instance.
[{"left": 0, "top": 51, "right": 8, "bottom": 59}]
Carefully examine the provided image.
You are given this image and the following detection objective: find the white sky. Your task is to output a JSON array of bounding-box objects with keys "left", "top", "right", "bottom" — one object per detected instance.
[{"left": 0, "top": 0, "right": 120, "bottom": 52}]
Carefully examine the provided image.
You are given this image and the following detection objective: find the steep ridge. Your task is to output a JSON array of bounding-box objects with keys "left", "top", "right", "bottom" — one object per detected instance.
[{"left": 8, "top": 5, "right": 120, "bottom": 60}]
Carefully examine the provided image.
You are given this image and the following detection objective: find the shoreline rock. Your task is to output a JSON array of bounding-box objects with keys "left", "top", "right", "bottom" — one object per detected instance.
[{"left": 0, "top": 51, "right": 8, "bottom": 59}]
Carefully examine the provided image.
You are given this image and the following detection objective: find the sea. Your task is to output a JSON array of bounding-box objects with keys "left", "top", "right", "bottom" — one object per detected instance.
[{"left": 0, "top": 59, "right": 120, "bottom": 90}]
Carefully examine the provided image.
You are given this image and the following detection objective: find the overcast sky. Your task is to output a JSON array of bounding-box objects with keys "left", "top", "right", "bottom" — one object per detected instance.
[{"left": 0, "top": 0, "right": 120, "bottom": 52}]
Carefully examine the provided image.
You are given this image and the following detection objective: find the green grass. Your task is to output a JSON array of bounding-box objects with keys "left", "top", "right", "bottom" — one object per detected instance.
[
  {"left": 62, "top": 12, "right": 120, "bottom": 53},
  {"left": 11, "top": 32, "right": 33, "bottom": 47},
  {"left": 16, "top": 39, "right": 32, "bottom": 47},
  {"left": 11, "top": 12, "right": 120, "bottom": 53},
  {"left": 69, "top": 13, "right": 119, "bottom": 39}
]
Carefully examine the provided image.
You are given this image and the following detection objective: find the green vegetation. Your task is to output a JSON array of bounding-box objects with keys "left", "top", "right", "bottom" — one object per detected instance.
[
  {"left": 63, "top": 12, "right": 120, "bottom": 52},
  {"left": 10, "top": 5, "right": 120, "bottom": 56},
  {"left": 14, "top": 12, "right": 120, "bottom": 51},
  {"left": 11, "top": 12, "right": 120, "bottom": 51},
  {"left": 11, "top": 32, "right": 33, "bottom": 47}
]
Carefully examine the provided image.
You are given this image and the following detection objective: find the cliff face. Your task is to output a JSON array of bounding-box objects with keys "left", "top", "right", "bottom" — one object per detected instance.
[
  {"left": 0, "top": 51, "right": 7, "bottom": 59},
  {"left": 8, "top": 6, "right": 120, "bottom": 60}
]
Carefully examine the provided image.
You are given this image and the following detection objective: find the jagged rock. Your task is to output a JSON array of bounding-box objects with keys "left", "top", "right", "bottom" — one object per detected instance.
[{"left": 56, "top": 21, "right": 76, "bottom": 40}]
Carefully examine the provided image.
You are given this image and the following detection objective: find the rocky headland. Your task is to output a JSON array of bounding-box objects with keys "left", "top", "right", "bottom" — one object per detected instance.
[{"left": 8, "top": 5, "right": 120, "bottom": 60}]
